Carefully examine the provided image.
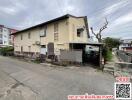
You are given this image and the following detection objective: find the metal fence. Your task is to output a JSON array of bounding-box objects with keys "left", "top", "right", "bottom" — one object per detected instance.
[{"left": 117, "top": 50, "right": 132, "bottom": 63}]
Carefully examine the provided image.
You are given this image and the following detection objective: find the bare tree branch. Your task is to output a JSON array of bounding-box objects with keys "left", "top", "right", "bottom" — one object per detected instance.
[
  {"left": 90, "top": 18, "right": 108, "bottom": 42},
  {"left": 99, "top": 18, "right": 108, "bottom": 34},
  {"left": 90, "top": 27, "right": 96, "bottom": 36}
]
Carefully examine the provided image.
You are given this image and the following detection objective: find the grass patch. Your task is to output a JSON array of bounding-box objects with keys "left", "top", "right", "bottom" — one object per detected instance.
[{"left": 32, "top": 59, "right": 41, "bottom": 64}]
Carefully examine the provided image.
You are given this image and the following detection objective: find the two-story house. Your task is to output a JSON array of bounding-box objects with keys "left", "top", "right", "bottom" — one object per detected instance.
[{"left": 12, "top": 14, "right": 90, "bottom": 57}]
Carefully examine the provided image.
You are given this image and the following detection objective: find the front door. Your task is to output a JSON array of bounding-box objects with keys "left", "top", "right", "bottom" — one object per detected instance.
[{"left": 47, "top": 42, "right": 54, "bottom": 56}]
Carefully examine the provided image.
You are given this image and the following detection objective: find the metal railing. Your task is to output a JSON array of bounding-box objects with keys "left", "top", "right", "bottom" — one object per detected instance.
[{"left": 117, "top": 50, "right": 132, "bottom": 63}]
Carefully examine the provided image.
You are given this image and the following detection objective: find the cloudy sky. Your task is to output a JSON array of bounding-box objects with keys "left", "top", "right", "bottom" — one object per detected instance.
[{"left": 0, "top": 0, "right": 132, "bottom": 39}]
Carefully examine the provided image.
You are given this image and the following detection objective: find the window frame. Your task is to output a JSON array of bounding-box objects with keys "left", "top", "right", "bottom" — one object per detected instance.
[
  {"left": 0, "top": 34, "right": 2, "bottom": 38},
  {"left": 40, "top": 26, "right": 47, "bottom": 37},
  {"left": 77, "top": 31, "right": 81, "bottom": 37},
  {"left": 54, "top": 23, "right": 59, "bottom": 41},
  {"left": 77, "top": 28, "right": 84, "bottom": 37},
  {"left": 0, "top": 39, "right": 2, "bottom": 44},
  {"left": 0, "top": 28, "right": 2, "bottom": 32}
]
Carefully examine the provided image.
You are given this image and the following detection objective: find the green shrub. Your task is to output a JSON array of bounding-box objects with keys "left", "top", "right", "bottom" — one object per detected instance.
[
  {"left": 102, "top": 47, "right": 112, "bottom": 61},
  {"left": 106, "top": 50, "right": 112, "bottom": 61},
  {"left": 0, "top": 46, "right": 14, "bottom": 56}
]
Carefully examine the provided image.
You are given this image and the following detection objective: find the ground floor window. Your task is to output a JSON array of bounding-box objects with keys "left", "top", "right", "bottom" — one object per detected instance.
[
  {"left": 40, "top": 45, "right": 47, "bottom": 55},
  {"left": 0, "top": 40, "right": 2, "bottom": 44}
]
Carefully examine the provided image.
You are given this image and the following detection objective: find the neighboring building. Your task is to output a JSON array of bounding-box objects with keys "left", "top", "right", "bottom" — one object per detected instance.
[
  {"left": 12, "top": 14, "right": 90, "bottom": 57},
  {"left": 0, "top": 25, "right": 17, "bottom": 47},
  {"left": 119, "top": 39, "right": 132, "bottom": 52}
]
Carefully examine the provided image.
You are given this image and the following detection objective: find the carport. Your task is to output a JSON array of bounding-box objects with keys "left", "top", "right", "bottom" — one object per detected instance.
[{"left": 69, "top": 42, "right": 104, "bottom": 69}]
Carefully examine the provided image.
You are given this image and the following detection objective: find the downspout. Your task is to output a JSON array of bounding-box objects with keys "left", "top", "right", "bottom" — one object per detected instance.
[{"left": 84, "top": 16, "right": 90, "bottom": 38}]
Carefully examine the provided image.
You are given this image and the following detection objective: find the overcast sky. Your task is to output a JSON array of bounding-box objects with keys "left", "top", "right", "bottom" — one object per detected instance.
[{"left": 0, "top": 0, "right": 132, "bottom": 39}]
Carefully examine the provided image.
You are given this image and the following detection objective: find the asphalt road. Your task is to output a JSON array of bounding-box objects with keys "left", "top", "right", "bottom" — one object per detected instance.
[{"left": 0, "top": 56, "right": 115, "bottom": 100}]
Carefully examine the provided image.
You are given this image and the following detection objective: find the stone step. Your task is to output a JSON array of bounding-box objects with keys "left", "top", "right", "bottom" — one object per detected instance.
[{"left": 103, "top": 70, "right": 114, "bottom": 75}]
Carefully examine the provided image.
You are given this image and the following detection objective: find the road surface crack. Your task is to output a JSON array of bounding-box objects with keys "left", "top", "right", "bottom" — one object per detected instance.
[{"left": 11, "top": 82, "right": 23, "bottom": 89}]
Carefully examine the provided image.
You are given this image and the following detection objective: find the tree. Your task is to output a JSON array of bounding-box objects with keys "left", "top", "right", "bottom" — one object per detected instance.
[
  {"left": 90, "top": 18, "right": 108, "bottom": 42},
  {"left": 103, "top": 37, "right": 121, "bottom": 50}
]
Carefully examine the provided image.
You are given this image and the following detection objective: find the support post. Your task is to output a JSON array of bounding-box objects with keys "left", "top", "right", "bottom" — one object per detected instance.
[{"left": 99, "top": 45, "right": 104, "bottom": 70}]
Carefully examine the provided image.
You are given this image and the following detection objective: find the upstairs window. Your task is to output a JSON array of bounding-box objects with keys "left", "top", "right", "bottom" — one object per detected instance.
[
  {"left": 54, "top": 23, "right": 58, "bottom": 32},
  {"left": 28, "top": 32, "right": 31, "bottom": 39},
  {"left": 4, "top": 29, "right": 6, "bottom": 32},
  {"left": 77, "top": 28, "right": 84, "bottom": 37},
  {"left": 0, "top": 40, "right": 2, "bottom": 44},
  {"left": 0, "top": 28, "right": 2, "bottom": 32},
  {"left": 54, "top": 23, "right": 59, "bottom": 41},
  {"left": 40, "top": 26, "right": 47, "bottom": 37},
  {"left": 0, "top": 34, "right": 2, "bottom": 38}
]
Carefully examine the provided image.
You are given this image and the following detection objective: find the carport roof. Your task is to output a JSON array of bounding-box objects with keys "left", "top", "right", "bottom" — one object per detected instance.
[{"left": 69, "top": 42, "right": 104, "bottom": 46}]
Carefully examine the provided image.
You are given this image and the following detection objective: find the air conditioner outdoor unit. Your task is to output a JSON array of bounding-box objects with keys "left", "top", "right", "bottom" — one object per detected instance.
[{"left": 35, "top": 41, "right": 40, "bottom": 45}]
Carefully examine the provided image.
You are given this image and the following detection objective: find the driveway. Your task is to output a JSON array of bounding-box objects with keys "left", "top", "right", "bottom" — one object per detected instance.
[{"left": 0, "top": 56, "right": 115, "bottom": 100}]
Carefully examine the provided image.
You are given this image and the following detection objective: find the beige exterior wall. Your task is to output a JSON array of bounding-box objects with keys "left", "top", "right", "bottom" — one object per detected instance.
[
  {"left": 68, "top": 17, "right": 88, "bottom": 43},
  {"left": 40, "top": 19, "right": 69, "bottom": 51},
  {"left": 14, "top": 16, "right": 89, "bottom": 55},
  {"left": 14, "top": 28, "right": 41, "bottom": 53}
]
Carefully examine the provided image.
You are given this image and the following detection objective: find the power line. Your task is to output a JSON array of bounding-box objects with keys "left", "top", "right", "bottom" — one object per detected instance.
[{"left": 87, "top": 0, "right": 130, "bottom": 17}]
